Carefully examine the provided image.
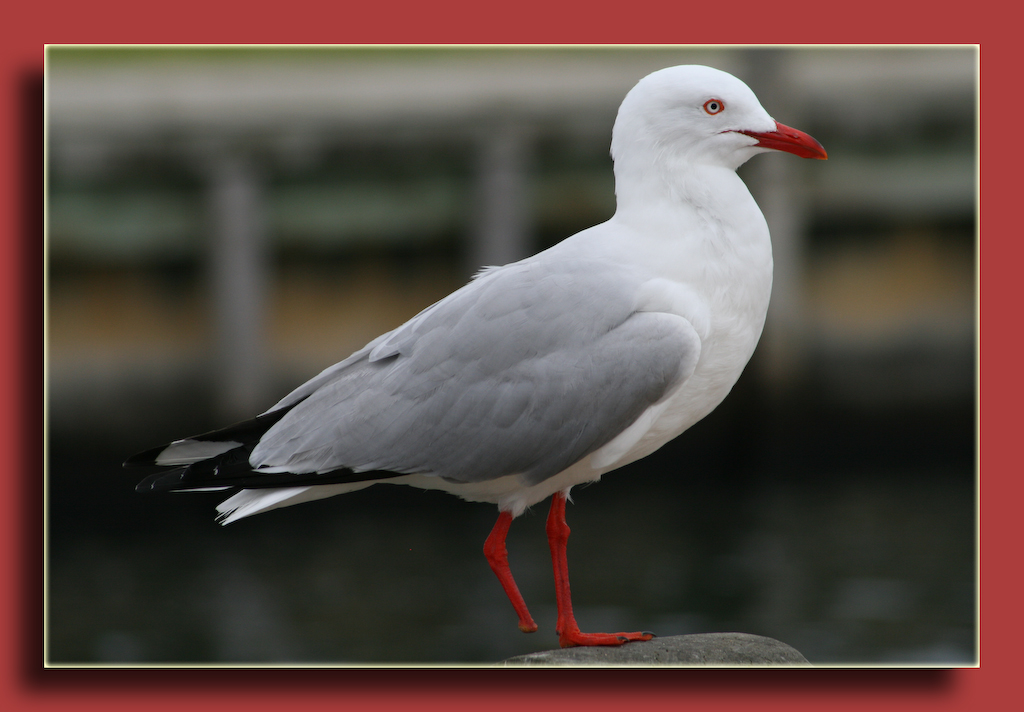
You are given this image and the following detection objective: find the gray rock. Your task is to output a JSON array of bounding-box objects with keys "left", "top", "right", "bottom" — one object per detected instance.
[{"left": 502, "top": 632, "right": 810, "bottom": 666}]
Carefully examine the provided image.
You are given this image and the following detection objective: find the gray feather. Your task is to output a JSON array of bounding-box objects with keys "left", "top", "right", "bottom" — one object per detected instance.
[{"left": 250, "top": 256, "right": 699, "bottom": 486}]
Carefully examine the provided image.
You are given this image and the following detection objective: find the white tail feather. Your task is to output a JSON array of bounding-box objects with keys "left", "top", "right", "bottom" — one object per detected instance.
[{"left": 215, "top": 482, "right": 377, "bottom": 524}]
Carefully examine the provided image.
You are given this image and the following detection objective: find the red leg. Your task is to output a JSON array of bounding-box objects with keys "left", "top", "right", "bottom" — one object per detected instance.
[
  {"left": 545, "top": 491, "right": 655, "bottom": 648},
  {"left": 484, "top": 511, "right": 538, "bottom": 633}
]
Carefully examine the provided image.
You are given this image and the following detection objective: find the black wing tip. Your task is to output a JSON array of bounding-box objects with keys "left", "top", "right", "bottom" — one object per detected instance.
[
  {"left": 135, "top": 468, "right": 188, "bottom": 493},
  {"left": 135, "top": 464, "right": 413, "bottom": 494},
  {"left": 123, "top": 444, "right": 170, "bottom": 468},
  {"left": 124, "top": 403, "right": 304, "bottom": 470}
]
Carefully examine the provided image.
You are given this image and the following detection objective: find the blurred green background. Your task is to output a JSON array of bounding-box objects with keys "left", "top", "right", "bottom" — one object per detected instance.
[{"left": 45, "top": 46, "right": 976, "bottom": 665}]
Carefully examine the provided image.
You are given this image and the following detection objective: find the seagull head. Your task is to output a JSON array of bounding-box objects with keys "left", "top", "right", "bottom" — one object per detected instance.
[{"left": 611, "top": 65, "right": 827, "bottom": 173}]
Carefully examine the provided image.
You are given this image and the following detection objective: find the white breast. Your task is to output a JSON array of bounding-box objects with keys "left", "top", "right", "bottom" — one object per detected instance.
[{"left": 585, "top": 167, "right": 775, "bottom": 474}]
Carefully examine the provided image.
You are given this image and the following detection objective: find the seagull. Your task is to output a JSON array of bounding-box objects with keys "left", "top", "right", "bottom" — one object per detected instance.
[{"left": 126, "top": 65, "right": 826, "bottom": 648}]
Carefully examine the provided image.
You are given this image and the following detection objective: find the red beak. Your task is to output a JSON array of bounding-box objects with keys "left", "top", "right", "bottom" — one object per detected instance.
[{"left": 735, "top": 120, "right": 827, "bottom": 160}]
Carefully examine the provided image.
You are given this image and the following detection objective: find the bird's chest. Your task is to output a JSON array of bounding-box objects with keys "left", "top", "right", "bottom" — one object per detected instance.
[{"left": 634, "top": 224, "right": 773, "bottom": 445}]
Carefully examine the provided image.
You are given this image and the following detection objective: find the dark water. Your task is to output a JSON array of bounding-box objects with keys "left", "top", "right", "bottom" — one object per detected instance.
[{"left": 47, "top": 395, "right": 976, "bottom": 666}]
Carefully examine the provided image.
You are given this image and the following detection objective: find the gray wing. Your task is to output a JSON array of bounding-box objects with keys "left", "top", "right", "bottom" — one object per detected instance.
[{"left": 250, "top": 257, "right": 701, "bottom": 487}]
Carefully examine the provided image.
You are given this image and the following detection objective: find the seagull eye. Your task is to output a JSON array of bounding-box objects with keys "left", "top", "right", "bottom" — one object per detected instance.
[{"left": 703, "top": 99, "right": 725, "bottom": 115}]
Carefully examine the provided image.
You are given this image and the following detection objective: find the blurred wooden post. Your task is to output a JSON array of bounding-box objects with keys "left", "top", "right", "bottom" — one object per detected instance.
[
  {"left": 208, "top": 151, "right": 269, "bottom": 420},
  {"left": 470, "top": 119, "right": 533, "bottom": 273},
  {"left": 742, "top": 50, "right": 811, "bottom": 393}
]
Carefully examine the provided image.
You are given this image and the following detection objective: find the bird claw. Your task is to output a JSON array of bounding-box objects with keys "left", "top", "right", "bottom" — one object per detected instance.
[{"left": 558, "top": 629, "right": 655, "bottom": 648}]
